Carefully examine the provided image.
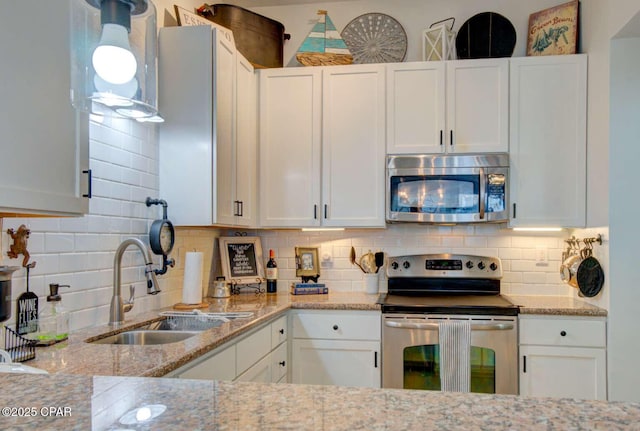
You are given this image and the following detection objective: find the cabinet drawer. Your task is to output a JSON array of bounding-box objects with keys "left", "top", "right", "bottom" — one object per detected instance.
[
  {"left": 236, "top": 325, "right": 271, "bottom": 375},
  {"left": 520, "top": 317, "right": 606, "bottom": 348},
  {"left": 271, "top": 314, "right": 287, "bottom": 349},
  {"left": 292, "top": 311, "right": 381, "bottom": 340},
  {"left": 271, "top": 341, "right": 288, "bottom": 382}
]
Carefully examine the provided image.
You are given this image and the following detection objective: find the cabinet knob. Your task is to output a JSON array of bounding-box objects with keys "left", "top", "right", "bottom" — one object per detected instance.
[
  {"left": 279, "top": 328, "right": 284, "bottom": 335},
  {"left": 332, "top": 324, "right": 339, "bottom": 331},
  {"left": 560, "top": 330, "right": 567, "bottom": 336},
  {"left": 279, "top": 361, "right": 286, "bottom": 367}
]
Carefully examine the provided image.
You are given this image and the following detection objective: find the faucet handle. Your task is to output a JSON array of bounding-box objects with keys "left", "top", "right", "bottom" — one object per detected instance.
[{"left": 123, "top": 284, "right": 135, "bottom": 313}]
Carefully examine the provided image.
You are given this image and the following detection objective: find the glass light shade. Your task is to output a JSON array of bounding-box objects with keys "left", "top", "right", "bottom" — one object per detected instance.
[
  {"left": 92, "top": 23, "right": 137, "bottom": 84},
  {"left": 70, "top": 0, "right": 160, "bottom": 120}
]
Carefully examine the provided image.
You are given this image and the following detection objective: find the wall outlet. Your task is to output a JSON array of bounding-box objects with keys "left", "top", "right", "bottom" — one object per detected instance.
[{"left": 536, "top": 246, "right": 548, "bottom": 263}]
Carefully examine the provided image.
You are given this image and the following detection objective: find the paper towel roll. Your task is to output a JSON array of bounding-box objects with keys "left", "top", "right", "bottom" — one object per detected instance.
[{"left": 182, "top": 252, "right": 203, "bottom": 304}]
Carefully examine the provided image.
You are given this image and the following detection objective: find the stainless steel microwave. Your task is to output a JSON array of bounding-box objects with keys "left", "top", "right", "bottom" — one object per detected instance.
[{"left": 386, "top": 153, "right": 509, "bottom": 224}]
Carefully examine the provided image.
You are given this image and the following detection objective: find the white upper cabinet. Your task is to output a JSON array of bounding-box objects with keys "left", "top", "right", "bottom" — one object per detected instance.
[
  {"left": 386, "top": 62, "right": 445, "bottom": 154},
  {"left": 259, "top": 68, "right": 323, "bottom": 227},
  {"left": 509, "top": 54, "right": 587, "bottom": 228},
  {"left": 447, "top": 59, "right": 509, "bottom": 153},
  {"left": 158, "top": 25, "right": 257, "bottom": 227},
  {"left": 321, "top": 65, "right": 386, "bottom": 227},
  {"left": 386, "top": 58, "right": 509, "bottom": 154},
  {"left": 259, "top": 64, "right": 386, "bottom": 228},
  {"left": 0, "top": 1, "right": 89, "bottom": 216}
]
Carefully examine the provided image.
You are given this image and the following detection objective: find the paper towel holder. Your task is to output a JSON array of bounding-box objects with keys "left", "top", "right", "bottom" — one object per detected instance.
[{"left": 146, "top": 197, "right": 176, "bottom": 276}]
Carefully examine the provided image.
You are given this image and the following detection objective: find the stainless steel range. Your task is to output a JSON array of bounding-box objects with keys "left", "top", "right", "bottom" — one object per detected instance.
[{"left": 380, "top": 253, "right": 519, "bottom": 394}]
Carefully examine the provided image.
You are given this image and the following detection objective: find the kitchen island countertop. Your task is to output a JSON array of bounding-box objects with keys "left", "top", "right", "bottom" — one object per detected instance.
[{"left": 2, "top": 373, "right": 639, "bottom": 430}]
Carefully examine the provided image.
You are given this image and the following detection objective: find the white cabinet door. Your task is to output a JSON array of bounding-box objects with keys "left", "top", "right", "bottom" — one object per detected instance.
[
  {"left": 386, "top": 62, "right": 445, "bottom": 154},
  {"left": 520, "top": 345, "right": 606, "bottom": 400},
  {"left": 258, "top": 68, "right": 322, "bottom": 227},
  {"left": 292, "top": 339, "right": 380, "bottom": 387},
  {"left": 322, "top": 64, "right": 386, "bottom": 227},
  {"left": 236, "top": 354, "right": 272, "bottom": 383},
  {"left": 234, "top": 53, "right": 257, "bottom": 227},
  {"left": 0, "top": 2, "right": 89, "bottom": 216},
  {"left": 178, "top": 344, "right": 236, "bottom": 381},
  {"left": 213, "top": 31, "right": 238, "bottom": 226},
  {"left": 446, "top": 59, "right": 509, "bottom": 153},
  {"left": 509, "top": 54, "right": 587, "bottom": 227}
]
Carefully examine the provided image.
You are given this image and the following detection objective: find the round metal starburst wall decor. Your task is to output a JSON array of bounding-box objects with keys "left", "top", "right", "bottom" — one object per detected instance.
[{"left": 341, "top": 13, "right": 407, "bottom": 64}]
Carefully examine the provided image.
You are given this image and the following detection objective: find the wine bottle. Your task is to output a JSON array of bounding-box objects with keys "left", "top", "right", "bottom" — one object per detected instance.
[{"left": 266, "top": 249, "right": 278, "bottom": 293}]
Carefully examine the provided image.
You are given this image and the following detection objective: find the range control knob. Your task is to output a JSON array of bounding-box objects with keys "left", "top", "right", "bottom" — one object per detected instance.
[
  {"left": 490, "top": 262, "right": 498, "bottom": 271},
  {"left": 477, "top": 261, "right": 486, "bottom": 270},
  {"left": 403, "top": 261, "right": 411, "bottom": 269},
  {"left": 391, "top": 261, "right": 399, "bottom": 270},
  {"left": 465, "top": 261, "right": 474, "bottom": 269}
]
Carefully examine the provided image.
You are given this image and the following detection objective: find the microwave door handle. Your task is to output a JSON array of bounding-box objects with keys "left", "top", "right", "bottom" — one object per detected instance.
[{"left": 479, "top": 167, "right": 486, "bottom": 220}]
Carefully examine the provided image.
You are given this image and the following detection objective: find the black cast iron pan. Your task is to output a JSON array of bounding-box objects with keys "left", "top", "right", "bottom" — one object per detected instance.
[
  {"left": 576, "top": 255, "right": 604, "bottom": 298},
  {"left": 456, "top": 12, "right": 516, "bottom": 59}
]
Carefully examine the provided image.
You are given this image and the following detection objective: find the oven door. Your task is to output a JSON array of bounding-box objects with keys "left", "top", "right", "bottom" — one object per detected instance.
[{"left": 382, "top": 314, "right": 518, "bottom": 394}]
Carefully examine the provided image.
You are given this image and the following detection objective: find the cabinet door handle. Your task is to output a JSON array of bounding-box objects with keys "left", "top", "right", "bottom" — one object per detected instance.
[
  {"left": 523, "top": 355, "right": 527, "bottom": 373},
  {"left": 450, "top": 130, "right": 454, "bottom": 147},
  {"left": 314, "top": 204, "right": 318, "bottom": 219},
  {"left": 560, "top": 330, "right": 567, "bottom": 336},
  {"left": 82, "top": 169, "right": 92, "bottom": 198},
  {"left": 279, "top": 361, "right": 286, "bottom": 367},
  {"left": 374, "top": 351, "right": 378, "bottom": 368},
  {"left": 238, "top": 200, "right": 243, "bottom": 217},
  {"left": 332, "top": 324, "right": 339, "bottom": 331},
  {"left": 279, "top": 328, "right": 284, "bottom": 335},
  {"left": 324, "top": 204, "right": 328, "bottom": 219},
  {"left": 439, "top": 130, "right": 443, "bottom": 146},
  {"left": 512, "top": 203, "right": 517, "bottom": 219}
]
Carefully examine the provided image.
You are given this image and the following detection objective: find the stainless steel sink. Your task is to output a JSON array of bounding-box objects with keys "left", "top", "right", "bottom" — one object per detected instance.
[
  {"left": 87, "top": 311, "right": 254, "bottom": 345},
  {"left": 90, "top": 330, "right": 198, "bottom": 345}
]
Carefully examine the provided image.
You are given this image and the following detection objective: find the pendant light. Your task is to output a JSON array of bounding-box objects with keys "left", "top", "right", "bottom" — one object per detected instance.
[{"left": 70, "top": 0, "right": 162, "bottom": 121}]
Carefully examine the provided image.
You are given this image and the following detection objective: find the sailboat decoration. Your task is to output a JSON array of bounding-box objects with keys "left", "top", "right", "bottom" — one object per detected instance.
[{"left": 296, "top": 10, "right": 353, "bottom": 66}]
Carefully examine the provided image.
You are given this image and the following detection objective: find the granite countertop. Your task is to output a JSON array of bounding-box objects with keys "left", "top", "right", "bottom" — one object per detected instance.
[
  {"left": 507, "top": 295, "right": 608, "bottom": 317},
  {"left": 24, "top": 291, "right": 605, "bottom": 377},
  {"left": 2, "top": 373, "right": 639, "bottom": 430}
]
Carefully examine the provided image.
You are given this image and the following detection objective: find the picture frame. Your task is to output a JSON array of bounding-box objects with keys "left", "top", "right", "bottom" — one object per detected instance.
[
  {"left": 527, "top": 0, "right": 579, "bottom": 56},
  {"left": 295, "top": 247, "right": 320, "bottom": 279},
  {"left": 219, "top": 236, "right": 265, "bottom": 285},
  {"left": 174, "top": 5, "right": 213, "bottom": 27},
  {"left": 173, "top": 5, "right": 235, "bottom": 45}
]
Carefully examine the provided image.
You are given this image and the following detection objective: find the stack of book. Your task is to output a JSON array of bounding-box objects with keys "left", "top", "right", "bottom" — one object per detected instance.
[{"left": 290, "top": 282, "right": 328, "bottom": 295}]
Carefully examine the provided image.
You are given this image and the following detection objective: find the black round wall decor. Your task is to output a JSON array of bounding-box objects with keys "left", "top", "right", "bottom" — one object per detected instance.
[{"left": 455, "top": 12, "right": 516, "bottom": 59}]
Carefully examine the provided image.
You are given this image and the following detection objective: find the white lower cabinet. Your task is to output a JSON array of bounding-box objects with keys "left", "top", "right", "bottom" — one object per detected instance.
[
  {"left": 519, "top": 315, "right": 607, "bottom": 400},
  {"left": 291, "top": 310, "right": 381, "bottom": 388},
  {"left": 171, "top": 314, "right": 288, "bottom": 383}
]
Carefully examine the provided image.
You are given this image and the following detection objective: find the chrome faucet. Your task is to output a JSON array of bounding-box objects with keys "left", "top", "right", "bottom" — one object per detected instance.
[{"left": 109, "top": 238, "right": 160, "bottom": 326}]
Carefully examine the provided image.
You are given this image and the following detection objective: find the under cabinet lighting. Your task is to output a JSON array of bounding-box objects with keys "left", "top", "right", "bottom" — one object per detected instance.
[
  {"left": 512, "top": 227, "right": 564, "bottom": 232},
  {"left": 301, "top": 228, "right": 346, "bottom": 232}
]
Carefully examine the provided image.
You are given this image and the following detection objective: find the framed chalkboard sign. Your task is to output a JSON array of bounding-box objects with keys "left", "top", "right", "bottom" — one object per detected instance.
[{"left": 219, "top": 236, "right": 265, "bottom": 285}]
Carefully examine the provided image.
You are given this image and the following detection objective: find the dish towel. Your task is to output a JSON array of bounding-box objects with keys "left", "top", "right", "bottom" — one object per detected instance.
[{"left": 439, "top": 320, "right": 471, "bottom": 392}]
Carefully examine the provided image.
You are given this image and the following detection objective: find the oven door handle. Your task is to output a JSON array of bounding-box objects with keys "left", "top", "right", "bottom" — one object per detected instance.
[{"left": 384, "top": 320, "right": 514, "bottom": 331}]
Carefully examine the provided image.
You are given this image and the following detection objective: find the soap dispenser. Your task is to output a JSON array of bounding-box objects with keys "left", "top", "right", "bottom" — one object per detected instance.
[{"left": 36, "top": 284, "right": 70, "bottom": 345}]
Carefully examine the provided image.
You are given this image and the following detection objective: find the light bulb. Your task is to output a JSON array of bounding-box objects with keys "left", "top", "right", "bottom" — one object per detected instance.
[{"left": 92, "top": 23, "right": 137, "bottom": 85}]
